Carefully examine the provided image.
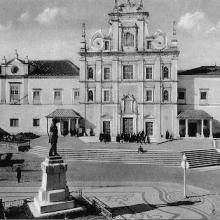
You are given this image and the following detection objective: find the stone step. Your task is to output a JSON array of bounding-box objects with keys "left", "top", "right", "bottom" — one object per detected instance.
[
  {"left": 28, "top": 146, "right": 181, "bottom": 166},
  {"left": 29, "top": 152, "right": 180, "bottom": 161},
  {"left": 183, "top": 149, "right": 220, "bottom": 169}
]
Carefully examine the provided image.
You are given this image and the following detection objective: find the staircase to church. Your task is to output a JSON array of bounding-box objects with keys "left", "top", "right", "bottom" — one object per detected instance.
[
  {"left": 183, "top": 149, "right": 220, "bottom": 169},
  {"left": 28, "top": 147, "right": 181, "bottom": 166}
]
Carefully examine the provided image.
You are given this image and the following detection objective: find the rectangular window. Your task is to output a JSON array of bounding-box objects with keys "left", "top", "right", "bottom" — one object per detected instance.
[
  {"left": 73, "top": 89, "right": 80, "bottom": 103},
  {"left": 33, "top": 119, "right": 40, "bottom": 127},
  {"left": 104, "top": 67, "right": 111, "bottom": 80},
  {"left": 200, "top": 89, "right": 208, "bottom": 105},
  {"left": 178, "top": 91, "right": 185, "bottom": 100},
  {"left": 10, "top": 119, "right": 19, "bottom": 127},
  {"left": 54, "top": 89, "right": 62, "bottom": 104},
  {"left": 178, "top": 88, "right": 186, "bottom": 104},
  {"left": 200, "top": 92, "right": 207, "bottom": 100},
  {"left": 33, "top": 90, "right": 41, "bottom": 104},
  {"left": 104, "top": 41, "right": 110, "bottom": 51},
  {"left": 147, "top": 41, "right": 152, "bottom": 49},
  {"left": 146, "top": 67, "right": 153, "bottom": 80},
  {"left": 103, "top": 90, "right": 110, "bottom": 102},
  {"left": 10, "top": 84, "right": 20, "bottom": 104},
  {"left": 146, "top": 90, "right": 153, "bottom": 102},
  {"left": 145, "top": 122, "right": 153, "bottom": 136},
  {"left": 123, "top": 65, "right": 133, "bottom": 80}
]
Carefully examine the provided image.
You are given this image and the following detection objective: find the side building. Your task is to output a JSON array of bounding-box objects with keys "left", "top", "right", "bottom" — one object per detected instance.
[
  {"left": 0, "top": 52, "right": 81, "bottom": 136},
  {"left": 79, "top": 0, "right": 179, "bottom": 142},
  {"left": 178, "top": 66, "right": 220, "bottom": 138}
]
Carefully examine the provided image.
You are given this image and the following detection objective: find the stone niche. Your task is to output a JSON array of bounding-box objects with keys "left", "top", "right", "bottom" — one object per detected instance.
[{"left": 28, "top": 156, "right": 76, "bottom": 217}]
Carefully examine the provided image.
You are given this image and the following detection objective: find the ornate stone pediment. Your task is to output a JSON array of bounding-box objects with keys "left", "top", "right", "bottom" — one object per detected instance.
[
  {"left": 101, "top": 114, "right": 113, "bottom": 119},
  {"left": 144, "top": 114, "right": 154, "bottom": 119},
  {"left": 120, "top": 94, "right": 138, "bottom": 114}
]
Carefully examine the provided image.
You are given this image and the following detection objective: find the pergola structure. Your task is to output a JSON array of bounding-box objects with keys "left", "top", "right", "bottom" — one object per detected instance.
[
  {"left": 178, "top": 110, "right": 213, "bottom": 138},
  {"left": 46, "top": 109, "right": 81, "bottom": 136}
]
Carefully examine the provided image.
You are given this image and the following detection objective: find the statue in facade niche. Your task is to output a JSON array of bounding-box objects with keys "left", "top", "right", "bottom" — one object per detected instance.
[{"left": 49, "top": 118, "right": 59, "bottom": 156}]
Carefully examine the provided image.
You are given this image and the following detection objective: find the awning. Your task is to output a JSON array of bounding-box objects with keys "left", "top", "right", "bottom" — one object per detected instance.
[
  {"left": 46, "top": 109, "right": 81, "bottom": 119},
  {"left": 177, "top": 110, "right": 213, "bottom": 120}
]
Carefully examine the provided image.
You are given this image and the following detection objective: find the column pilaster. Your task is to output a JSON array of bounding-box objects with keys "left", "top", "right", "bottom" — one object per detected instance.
[
  {"left": 201, "top": 119, "right": 204, "bottom": 138},
  {"left": 209, "top": 119, "right": 213, "bottom": 139},
  {"left": 68, "top": 119, "right": 71, "bottom": 136},
  {"left": 185, "top": 119, "right": 189, "bottom": 138}
]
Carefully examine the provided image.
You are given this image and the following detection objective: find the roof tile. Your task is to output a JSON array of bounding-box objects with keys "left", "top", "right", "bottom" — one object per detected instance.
[
  {"left": 47, "top": 109, "right": 81, "bottom": 118},
  {"left": 29, "top": 60, "right": 79, "bottom": 77},
  {"left": 177, "top": 110, "right": 213, "bottom": 119}
]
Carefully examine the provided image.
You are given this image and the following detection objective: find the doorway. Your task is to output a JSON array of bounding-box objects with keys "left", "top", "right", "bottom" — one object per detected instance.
[
  {"left": 123, "top": 118, "right": 133, "bottom": 134},
  {"left": 145, "top": 122, "right": 153, "bottom": 136},
  {"left": 103, "top": 121, "right": 111, "bottom": 135},
  {"left": 62, "top": 121, "right": 69, "bottom": 136},
  {"left": 188, "top": 122, "right": 197, "bottom": 137}
]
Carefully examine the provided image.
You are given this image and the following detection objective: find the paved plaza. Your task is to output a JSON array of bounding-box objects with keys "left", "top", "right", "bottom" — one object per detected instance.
[
  {"left": 85, "top": 182, "right": 220, "bottom": 220},
  {"left": 1, "top": 138, "right": 220, "bottom": 219},
  {"left": 1, "top": 182, "right": 220, "bottom": 219}
]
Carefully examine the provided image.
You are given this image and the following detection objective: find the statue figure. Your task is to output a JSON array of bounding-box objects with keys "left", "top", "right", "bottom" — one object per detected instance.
[{"left": 49, "top": 118, "right": 59, "bottom": 156}]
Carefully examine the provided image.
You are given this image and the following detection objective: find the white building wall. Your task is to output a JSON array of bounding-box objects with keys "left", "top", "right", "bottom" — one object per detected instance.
[
  {"left": 0, "top": 75, "right": 80, "bottom": 135},
  {"left": 28, "top": 78, "right": 80, "bottom": 105},
  {"left": 178, "top": 75, "right": 220, "bottom": 134}
]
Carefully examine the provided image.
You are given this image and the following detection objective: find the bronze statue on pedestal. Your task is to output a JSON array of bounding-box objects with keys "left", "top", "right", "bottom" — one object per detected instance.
[{"left": 49, "top": 118, "right": 59, "bottom": 156}]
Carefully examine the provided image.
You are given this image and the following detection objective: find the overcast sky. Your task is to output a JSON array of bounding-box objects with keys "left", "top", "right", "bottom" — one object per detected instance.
[{"left": 0, "top": 0, "right": 220, "bottom": 70}]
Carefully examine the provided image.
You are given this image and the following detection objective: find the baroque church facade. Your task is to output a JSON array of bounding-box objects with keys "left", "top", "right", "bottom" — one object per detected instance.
[
  {"left": 79, "top": 0, "right": 179, "bottom": 141},
  {"left": 0, "top": 0, "right": 216, "bottom": 142}
]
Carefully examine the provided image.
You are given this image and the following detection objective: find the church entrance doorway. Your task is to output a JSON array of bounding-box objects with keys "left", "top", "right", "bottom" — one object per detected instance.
[
  {"left": 103, "top": 121, "right": 111, "bottom": 135},
  {"left": 145, "top": 122, "right": 153, "bottom": 136},
  {"left": 188, "top": 122, "right": 197, "bottom": 137},
  {"left": 123, "top": 118, "right": 133, "bottom": 134}
]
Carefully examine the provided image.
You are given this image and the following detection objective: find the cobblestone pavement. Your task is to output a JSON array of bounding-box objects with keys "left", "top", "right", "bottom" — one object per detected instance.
[
  {"left": 83, "top": 182, "right": 220, "bottom": 220},
  {"left": 1, "top": 182, "right": 220, "bottom": 219}
]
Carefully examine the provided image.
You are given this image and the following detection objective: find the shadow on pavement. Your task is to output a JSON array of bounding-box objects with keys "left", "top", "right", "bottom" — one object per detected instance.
[
  {"left": 111, "top": 200, "right": 201, "bottom": 217},
  {"left": 111, "top": 203, "right": 155, "bottom": 216}
]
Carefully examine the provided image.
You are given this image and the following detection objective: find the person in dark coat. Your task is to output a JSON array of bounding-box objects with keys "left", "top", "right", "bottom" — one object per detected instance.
[
  {"left": 16, "top": 166, "right": 21, "bottom": 183},
  {"left": 49, "top": 118, "right": 59, "bottom": 156},
  {"left": 166, "top": 130, "right": 170, "bottom": 140},
  {"left": 0, "top": 199, "right": 5, "bottom": 219},
  {"left": 138, "top": 145, "right": 144, "bottom": 153}
]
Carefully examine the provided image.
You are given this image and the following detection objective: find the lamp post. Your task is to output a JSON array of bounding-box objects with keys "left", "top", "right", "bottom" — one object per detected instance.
[{"left": 181, "top": 154, "right": 189, "bottom": 198}]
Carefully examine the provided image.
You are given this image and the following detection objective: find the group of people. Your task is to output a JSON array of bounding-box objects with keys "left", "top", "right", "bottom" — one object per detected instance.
[{"left": 116, "top": 131, "right": 151, "bottom": 144}]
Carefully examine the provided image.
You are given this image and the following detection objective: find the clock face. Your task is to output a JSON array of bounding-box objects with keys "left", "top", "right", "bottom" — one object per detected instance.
[{"left": 152, "top": 31, "right": 166, "bottom": 50}]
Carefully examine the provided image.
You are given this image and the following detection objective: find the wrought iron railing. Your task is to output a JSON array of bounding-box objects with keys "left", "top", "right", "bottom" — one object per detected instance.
[{"left": 2, "top": 198, "right": 32, "bottom": 209}]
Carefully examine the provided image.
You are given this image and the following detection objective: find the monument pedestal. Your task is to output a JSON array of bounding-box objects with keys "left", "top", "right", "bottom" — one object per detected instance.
[{"left": 29, "top": 156, "right": 77, "bottom": 217}]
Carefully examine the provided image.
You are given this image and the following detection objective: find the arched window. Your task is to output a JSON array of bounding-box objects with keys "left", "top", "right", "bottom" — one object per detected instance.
[
  {"left": 88, "top": 67, "right": 94, "bottom": 79},
  {"left": 88, "top": 90, "right": 93, "bottom": 101},
  {"left": 163, "top": 90, "right": 169, "bottom": 101},
  {"left": 124, "top": 32, "right": 134, "bottom": 47},
  {"left": 163, "top": 66, "right": 169, "bottom": 79}
]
